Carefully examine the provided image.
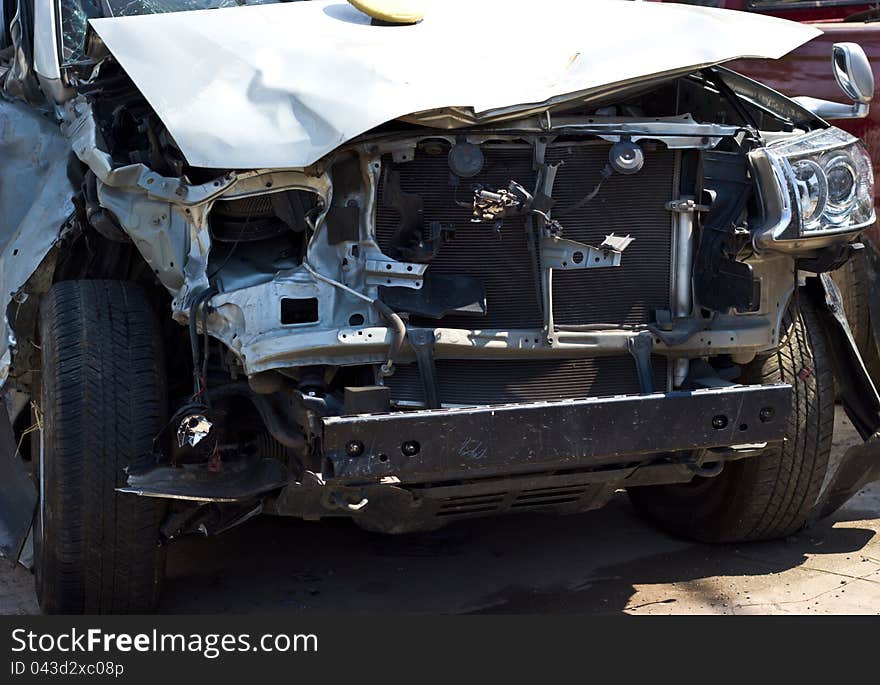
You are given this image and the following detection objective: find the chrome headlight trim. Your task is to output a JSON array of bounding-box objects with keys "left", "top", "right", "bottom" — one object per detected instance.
[{"left": 765, "top": 127, "right": 875, "bottom": 239}]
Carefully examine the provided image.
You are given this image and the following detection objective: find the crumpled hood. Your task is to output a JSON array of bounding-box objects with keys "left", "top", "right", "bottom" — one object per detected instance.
[{"left": 90, "top": 0, "right": 820, "bottom": 170}]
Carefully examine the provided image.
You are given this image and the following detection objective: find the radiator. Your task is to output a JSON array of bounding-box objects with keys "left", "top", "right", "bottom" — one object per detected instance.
[
  {"left": 375, "top": 140, "right": 677, "bottom": 405},
  {"left": 376, "top": 141, "right": 676, "bottom": 328},
  {"left": 386, "top": 357, "right": 669, "bottom": 407}
]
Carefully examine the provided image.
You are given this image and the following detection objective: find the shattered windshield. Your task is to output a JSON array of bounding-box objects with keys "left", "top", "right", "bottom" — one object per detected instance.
[{"left": 60, "top": 0, "right": 286, "bottom": 63}]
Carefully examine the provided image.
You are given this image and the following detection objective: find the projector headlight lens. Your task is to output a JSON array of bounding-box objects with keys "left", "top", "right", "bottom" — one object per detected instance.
[
  {"left": 824, "top": 154, "right": 857, "bottom": 220},
  {"left": 792, "top": 159, "right": 828, "bottom": 228},
  {"left": 767, "top": 128, "right": 875, "bottom": 236}
]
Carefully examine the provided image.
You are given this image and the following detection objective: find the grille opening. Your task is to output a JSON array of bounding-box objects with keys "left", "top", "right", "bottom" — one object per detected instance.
[
  {"left": 516, "top": 489, "right": 586, "bottom": 501},
  {"left": 438, "top": 492, "right": 506, "bottom": 503},
  {"left": 510, "top": 497, "right": 582, "bottom": 509},
  {"left": 439, "top": 497, "right": 506, "bottom": 510},
  {"left": 436, "top": 505, "right": 500, "bottom": 517},
  {"left": 430, "top": 485, "right": 596, "bottom": 519}
]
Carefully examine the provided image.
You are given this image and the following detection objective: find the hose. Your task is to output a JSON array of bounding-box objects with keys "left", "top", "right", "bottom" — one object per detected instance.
[
  {"left": 554, "top": 164, "right": 612, "bottom": 217},
  {"left": 205, "top": 383, "right": 307, "bottom": 451},
  {"left": 188, "top": 287, "right": 217, "bottom": 398},
  {"left": 372, "top": 299, "right": 407, "bottom": 374},
  {"left": 686, "top": 460, "right": 725, "bottom": 478},
  {"left": 301, "top": 261, "right": 406, "bottom": 373}
]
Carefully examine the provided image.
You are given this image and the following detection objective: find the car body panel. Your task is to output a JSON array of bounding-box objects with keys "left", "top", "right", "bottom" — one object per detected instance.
[{"left": 0, "top": 99, "right": 76, "bottom": 383}]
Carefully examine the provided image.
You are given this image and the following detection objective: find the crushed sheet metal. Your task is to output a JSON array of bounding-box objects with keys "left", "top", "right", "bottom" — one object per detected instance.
[
  {"left": 0, "top": 407, "right": 36, "bottom": 560},
  {"left": 120, "top": 459, "right": 289, "bottom": 502},
  {"left": 89, "top": 0, "right": 819, "bottom": 169},
  {"left": 807, "top": 274, "right": 880, "bottom": 519},
  {"left": 0, "top": 98, "right": 76, "bottom": 383}
]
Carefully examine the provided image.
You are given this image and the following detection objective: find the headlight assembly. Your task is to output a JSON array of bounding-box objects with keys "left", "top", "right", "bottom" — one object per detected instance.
[{"left": 766, "top": 127, "right": 875, "bottom": 237}]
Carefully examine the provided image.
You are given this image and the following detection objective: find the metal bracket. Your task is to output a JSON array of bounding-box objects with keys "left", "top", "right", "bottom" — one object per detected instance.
[
  {"left": 551, "top": 114, "right": 737, "bottom": 150},
  {"left": 666, "top": 198, "right": 711, "bottom": 213},
  {"left": 541, "top": 235, "right": 633, "bottom": 270},
  {"left": 365, "top": 256, "right": 428, "bottom": 290},
  {"left": 626, "top": 331, "right": 656, "bottom": 394},
  {"left": 408, "top": 328, "right": 440, "bottom": 409}
]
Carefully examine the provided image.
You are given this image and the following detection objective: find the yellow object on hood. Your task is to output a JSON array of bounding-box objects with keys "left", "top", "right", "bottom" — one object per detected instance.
[{"left": 348, "top": 0, "right": 424, "bottom": 24}]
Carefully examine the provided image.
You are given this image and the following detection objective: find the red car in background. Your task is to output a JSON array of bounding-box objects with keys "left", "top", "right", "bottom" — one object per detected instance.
[
  {"left": 664, "top": 0, "right": 880, "bottom": 372},
  {"left": 680, "top": 1, "right": 878, "bottom": 23}
]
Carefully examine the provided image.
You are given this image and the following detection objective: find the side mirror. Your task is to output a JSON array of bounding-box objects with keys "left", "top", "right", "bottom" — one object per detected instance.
[
  {"left": 833, "top": 42, "right": 874, "bottom": 104},
  {"left": 793, "top": 42, "right": 874, "bottom": 120}
]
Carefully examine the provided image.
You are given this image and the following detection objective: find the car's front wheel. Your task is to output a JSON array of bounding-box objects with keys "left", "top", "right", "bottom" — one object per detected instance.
[
  {"left": 627, "top": 295, "right": 834, "bottom": 543},
  {"left": 34, "top": 280, "right": 167, "bottom": 613}
]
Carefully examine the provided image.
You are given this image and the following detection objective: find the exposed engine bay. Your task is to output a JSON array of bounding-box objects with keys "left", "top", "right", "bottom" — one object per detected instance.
[
  {"left": 2, "top": 0, "right": 879, "bottom": 549},
  {"left": 0, "top": 64, "right": 857, "bottom": 534}
]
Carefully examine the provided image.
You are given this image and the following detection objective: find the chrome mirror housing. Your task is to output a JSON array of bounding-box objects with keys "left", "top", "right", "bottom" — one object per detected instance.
[
  {"left": 793, "top": 42, "right": 874, "bottom": 120},
  {"left": 833, "top": 42, "right": 874, "bottom": 104}
]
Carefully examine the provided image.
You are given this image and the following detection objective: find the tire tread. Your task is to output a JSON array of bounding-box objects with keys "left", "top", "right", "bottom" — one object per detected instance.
[{"left": 37, "top": 280, "right": 166, "bottom": 614}]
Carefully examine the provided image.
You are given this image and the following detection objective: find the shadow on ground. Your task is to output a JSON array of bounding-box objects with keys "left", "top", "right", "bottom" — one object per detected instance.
[
  {"left": 4, "top": 408, "right": 878, "bottom": 614},
  {"left": 159, "top": 487, "right": 878, "bottom": 614}
]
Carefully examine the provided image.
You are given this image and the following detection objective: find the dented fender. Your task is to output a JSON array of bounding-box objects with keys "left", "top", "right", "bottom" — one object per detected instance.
[{"left": 807, "top": 273, "right": 880, "bottom": 519}]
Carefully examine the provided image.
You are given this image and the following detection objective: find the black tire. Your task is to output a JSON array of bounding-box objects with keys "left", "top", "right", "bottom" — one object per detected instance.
[
  {"left": 833, "top": 248, "right": 880, "bottom": 385},
  {"left": 627, "top": 295, "right": 834, "bottom": 543},
  {"left": 833, "top": 250, "right": 871, "bottom": 355},
  {"left": 35, "top": 280, "right": 167, "bottom": 613}
]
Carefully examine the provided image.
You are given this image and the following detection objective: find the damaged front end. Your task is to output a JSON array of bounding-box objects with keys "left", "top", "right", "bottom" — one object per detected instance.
[
  {"left": 2, "top": 0, "right": 880, "bottom": 554},
  {"left": 69, "top": 76, "right": 877, "bottom": 536}
]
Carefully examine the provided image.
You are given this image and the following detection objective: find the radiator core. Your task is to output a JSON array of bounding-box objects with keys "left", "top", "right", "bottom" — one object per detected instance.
[{"left": 375, "top": 140, "right": 677, "bottom": 405}]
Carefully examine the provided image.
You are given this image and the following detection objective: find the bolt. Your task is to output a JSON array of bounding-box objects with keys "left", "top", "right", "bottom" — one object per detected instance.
[
  {"left": 712, "top": 415, "right": 728, "bottom": 430},
  {"left": 759, "top": 407, "right": 775, "bottom": 423},
  {"left": 345, "top": 440, "right": 364, "bottom": 457},
  {"left": 401, "top": 440, "right": 420, "bottom": 457}
]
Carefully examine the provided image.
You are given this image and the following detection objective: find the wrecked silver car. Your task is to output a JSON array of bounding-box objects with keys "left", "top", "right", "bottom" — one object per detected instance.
[{"left": 3, "top": 0, "right": 880, "bottom": 613}]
